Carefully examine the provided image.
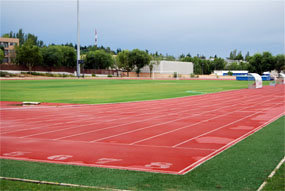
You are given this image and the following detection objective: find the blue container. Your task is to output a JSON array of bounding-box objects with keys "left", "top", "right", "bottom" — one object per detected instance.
[{"left": 236, "top": 75, "right": 271, "bottom": 81}]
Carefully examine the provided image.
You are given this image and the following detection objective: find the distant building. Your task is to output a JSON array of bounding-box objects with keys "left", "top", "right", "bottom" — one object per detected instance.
[
  {"left": 0, "top": 37, "right": 19, "bottom": 64},
  {"left": 214, "top": 70, "right": 248, "bottom": 76},
  {"left": 140, "top": 60, "right": 194, "bottom": 75},
  {"left": 224, "top": 59, "right": 248, "bottom": 65}
]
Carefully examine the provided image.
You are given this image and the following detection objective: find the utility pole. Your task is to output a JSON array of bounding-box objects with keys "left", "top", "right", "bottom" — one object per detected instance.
[{"left": 76, "top": 0, "right": 80, "bottom": 77}]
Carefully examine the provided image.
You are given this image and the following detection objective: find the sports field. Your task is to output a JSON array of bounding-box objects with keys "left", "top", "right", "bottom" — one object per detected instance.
[
  {"left": 0, "top": 79, "right": 284, "bottom": 190},
  {"left": 0, "top": 79, "right": 270, "bottom": 104}
]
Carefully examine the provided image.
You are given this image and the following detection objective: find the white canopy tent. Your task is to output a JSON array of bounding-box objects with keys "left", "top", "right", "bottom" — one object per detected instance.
[
  {"left": 248, "top": 73, "right": 262, "bottom": 89},
  {"left": 279, "top": 73, "right": 285, "bottom": 84}
]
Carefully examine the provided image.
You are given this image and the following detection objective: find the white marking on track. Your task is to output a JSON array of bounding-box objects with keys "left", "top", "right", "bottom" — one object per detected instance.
[
  {"left": 2, "top": 151, "right": 30, "bottom": 157},
  {"left": 47, "top": 155, "right": 73, "bottom": 161},
  {"left": 95, "top": 158, "right": 122, "bottom": 164},
  {"left": 145, "top": 162, "right": 172, "bottom": 169}
]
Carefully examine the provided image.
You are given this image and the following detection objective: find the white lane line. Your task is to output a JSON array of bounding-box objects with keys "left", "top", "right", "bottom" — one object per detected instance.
[
  {"left": 46, "top": 93, "right": 244, "bottom": 140},
  {"left": 3, "top": 135, "right": 216, "bottom": 151},
  {"left": 2, "top": 90, "right": 233, "bottom": 134},
  {"left": 69, "top": 92, "right": 276, "bottom": 142},
  {"left": 89, "top": 95, "right": 272, "bottom": 143},
  {"left": 128, "top": 97, "right": 279, "bottom": 145},
  {"left": 173, "top": 106, "right": 278, "bottom": 148},
  {"left": 2, "top": 97, "right": 198, "bottom": 134},
  {"left": 3, "top": 89, "right": 279, "bottom": 138},
  {"left": 178, "top": 113, "right": 284, "bottom": 175}
]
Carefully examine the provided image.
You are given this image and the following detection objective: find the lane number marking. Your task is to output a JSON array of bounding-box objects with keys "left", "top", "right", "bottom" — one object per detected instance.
[
  {"left": 3, "top": 151, "right": 30, "bottom": 157},
  {"left": 47, "top": 155, "right": 73, "bottom": 161},
  {"left": 145, "top": 162, "right": 172, "bottom": 169}
]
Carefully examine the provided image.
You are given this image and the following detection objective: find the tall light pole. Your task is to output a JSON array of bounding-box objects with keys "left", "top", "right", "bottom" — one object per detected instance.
[{"left": 76, "top": 0, "right": 80, "bottom": 77}]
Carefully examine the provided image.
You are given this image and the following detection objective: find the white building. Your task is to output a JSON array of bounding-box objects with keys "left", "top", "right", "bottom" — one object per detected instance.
[
  {"left": 214, "top": 70, "right": 248, "bottom": 76},
  {"left": 140, "top": 60, "right": 193, "bottom": 75}
]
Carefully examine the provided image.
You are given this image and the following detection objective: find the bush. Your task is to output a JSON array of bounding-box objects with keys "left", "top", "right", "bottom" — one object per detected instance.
[
  {"left": 107, "top": 74, "right": 113, "bottom": 78},
  {"left": 173, "top": 72, "right": 178, "bottom": 78},
  {"left": 30, "top": 72, "right": 42, "bottom": 76},
  {"left": 228, "top": 71, "right": 233, "bottom": 76},
  {"left": 0, "top": 71, "right": 17, "bottom": 77},
  {"left": 92, "top": 74, "right": 96, "bottom": 77}
]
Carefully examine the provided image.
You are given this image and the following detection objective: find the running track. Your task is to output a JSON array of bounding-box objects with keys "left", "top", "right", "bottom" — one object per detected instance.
[{"left": 0, "top": 85, "right": 284, "bottom": 175}]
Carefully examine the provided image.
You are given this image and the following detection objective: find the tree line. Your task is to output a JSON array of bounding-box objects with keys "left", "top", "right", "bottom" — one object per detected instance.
[
  {"left": 179, "top": 52, "right": 284, "bottom": 75},
  {"left": 1, "top": 29, "right": 284, "bottom": 75}
]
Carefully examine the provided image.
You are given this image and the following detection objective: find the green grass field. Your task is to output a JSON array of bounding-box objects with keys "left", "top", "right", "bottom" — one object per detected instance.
[
  {"left": 0, "top": 79, "right": 282, "bottom": 191},
  {"left": 263, "top": 163, "right": 285, "bottom": 191},
  {"left": 0, "top": 79, "right": 269, "bottom": 104}
]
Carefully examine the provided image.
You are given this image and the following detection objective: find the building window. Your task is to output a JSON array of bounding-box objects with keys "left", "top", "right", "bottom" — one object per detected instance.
[
  {"left": 4, "top": 42, "right": 8, "bottom": 48},
  {"left": 3, "top": 58, "right": 8, "bottom": 63},
  {"left": 4, "top": 50, "right": 8, "bottom": 56}
]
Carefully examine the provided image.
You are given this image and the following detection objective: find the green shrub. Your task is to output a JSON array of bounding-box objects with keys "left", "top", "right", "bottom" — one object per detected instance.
[
  {"left": 0, "top": 71, "right": 17, "bottom": 77},
  {"left": 0, "top": 71, "right": 9, "bottom": 77},
  {"left": 107, "top": 74, "right": 113, "bottom": 77},
  {"left": 173, "top": 72, "right": 177, "bottom": 78},
  {"left": 228, "top": 71, "right": 233, "bottom": 76},
  {"left": 92, "top": 74, "right": 96, "bottom": 77}
]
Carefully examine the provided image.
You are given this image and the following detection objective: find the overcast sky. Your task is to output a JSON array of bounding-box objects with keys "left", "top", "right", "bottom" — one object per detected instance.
[{"left": 1, "top": 0, "right": 284, "bottom": 58}]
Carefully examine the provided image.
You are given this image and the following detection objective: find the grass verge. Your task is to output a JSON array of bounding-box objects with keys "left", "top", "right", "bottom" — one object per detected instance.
[{"left": 0, "top": 116, "right": 283, "bottom": 191}]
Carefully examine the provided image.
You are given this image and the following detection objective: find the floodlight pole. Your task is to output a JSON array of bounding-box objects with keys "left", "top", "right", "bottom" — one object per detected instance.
[{"left": 76, "top": 0, "right": 80, "bottom": 78}]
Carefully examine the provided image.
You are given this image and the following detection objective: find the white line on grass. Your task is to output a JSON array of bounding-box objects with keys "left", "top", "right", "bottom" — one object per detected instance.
[{"left": 257, "top": 156, "right": 285, "bottom": 191}]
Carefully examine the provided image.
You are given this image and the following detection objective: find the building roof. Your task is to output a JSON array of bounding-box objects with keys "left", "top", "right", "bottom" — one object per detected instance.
[{"left": 0, "top": 37, "right": 19, "bottom": 43}]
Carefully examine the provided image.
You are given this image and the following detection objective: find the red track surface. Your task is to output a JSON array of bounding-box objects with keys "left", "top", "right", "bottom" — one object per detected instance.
[{"left": 0, "top": 85, "right": 284, "bottom": 175}]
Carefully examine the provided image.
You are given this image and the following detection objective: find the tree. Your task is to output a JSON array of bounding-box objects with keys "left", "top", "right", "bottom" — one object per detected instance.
[
  {"left": 239, "top": 61, "right": 250, "bottom": 70},
  {"left": 226, "top": 62, "right": 240, "bottom": 70},
  {"left": 193, "top": 62, "right": 202, "bottom": 74},
  {"left": 41, "top": 46, "right": 64, "bottom": 69},
  {"left": 16, "top": 29, "right": 25, "bottom": 45},
  {"left": 248, "top": 52, "right": 274, "bottom": 75},
  {"left": 61, "top": 46, "right": 76, "bottom": 68},
  {"left": 179, "top": 54, "right": 185, "bottom": 60},
  {"left": 128, "top": 49, "right": 151, "bottom": 77},
  {"left": 2, "top": 34, "right": 9, "bottom": 38},
  {"left": 261, "top": 52, "right": 275, "bottom": 71},
  {"left": 15, "top": 41, "right": 42, "bottom": 73},
  {"left": 236, "top": 51, "right": 243, "bottom": 60},
  {"left": 245, "top": 51, "right": 250, "bottom": 61},
  {"left": 85, "top": 50, "right": 114, "bottom": 69},
  {"left": 274, "top": 54, "right": 285, "bottom": 73},
  {"left": 181, "top": 56, "right": 193, "bottom": 62},
  {"left": 149, "top": 57, "right": 160, "bottom": 78},
  {"left": 213, "top": 58, "right": 225, "bottom": 70},
  {"left": 116, "top": 50, "right": 133, "bottom": 76},
  {"left": 164, "top": 55, "right": 176, "bottom": 61},
  {"left": 26, "top": 34, "right": 38, "bottom": 45},
  {"left": 0, "top": 49, "right": 4, "bottom": 64}
]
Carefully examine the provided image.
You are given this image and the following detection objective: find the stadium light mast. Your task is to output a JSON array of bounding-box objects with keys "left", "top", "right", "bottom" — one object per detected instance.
[{"left": 76, "top": 0, "right": 80, "bottom": 77}]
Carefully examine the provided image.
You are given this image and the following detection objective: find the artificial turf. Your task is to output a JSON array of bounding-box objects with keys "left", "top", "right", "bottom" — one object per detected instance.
[
  {"left": 1, "top": 116, "right": 283, "bottom": 191},
  {"left": 0, "top": 179, "right": 101, "bottom": 191},
  {"left": 0, "top": 79, "right": 269, "bottom": 104},
  {"left": 262, "top": 163, "right": 285, "bottom": 191}
]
